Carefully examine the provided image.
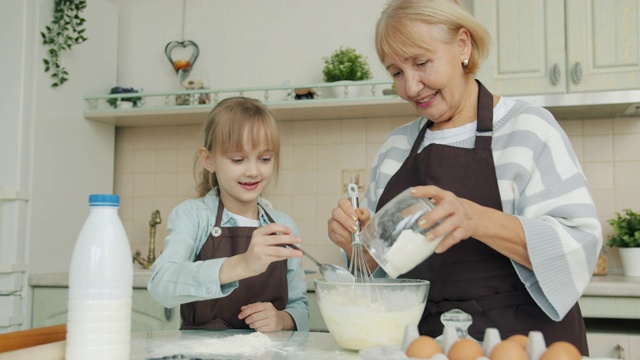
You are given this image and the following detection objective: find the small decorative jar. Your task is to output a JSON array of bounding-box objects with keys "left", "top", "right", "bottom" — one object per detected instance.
[
  {"left": 175, "top": 70, "right": 210, "bottom": 106},
  {"left": 593, "top": 248, "right": 608, "bottom": 276}
]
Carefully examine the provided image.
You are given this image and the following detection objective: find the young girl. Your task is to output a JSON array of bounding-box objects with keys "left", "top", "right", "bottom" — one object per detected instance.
[{"left": 148, "top": 97, "right": 309, "bottom": 332}]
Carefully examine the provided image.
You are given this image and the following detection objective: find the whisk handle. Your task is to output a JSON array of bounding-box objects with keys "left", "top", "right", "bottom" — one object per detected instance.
[
  {"left": 347, "top": 184, "right": 359, "bottom": 208},
  {"left": 347, "top": 183, "right": 361, "bottom": 234}
]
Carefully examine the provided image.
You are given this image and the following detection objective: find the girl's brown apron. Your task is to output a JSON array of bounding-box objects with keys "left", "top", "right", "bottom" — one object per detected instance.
[
  {"left": 180, "top": 200, "right": 288, "bottom": 330},
  {"left": 376, "top": 81, "right": 588, "bottom": 354}
]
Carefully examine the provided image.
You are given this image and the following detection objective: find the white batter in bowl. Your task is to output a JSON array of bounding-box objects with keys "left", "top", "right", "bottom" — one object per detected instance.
[{"left": 314, "top": 278, "right": 429, "bottom": 351}]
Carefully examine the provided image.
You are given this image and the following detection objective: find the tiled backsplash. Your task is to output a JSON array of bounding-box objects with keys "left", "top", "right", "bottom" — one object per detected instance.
[{"left": 115, "top": 115, "right": 640, "bottom": 274}]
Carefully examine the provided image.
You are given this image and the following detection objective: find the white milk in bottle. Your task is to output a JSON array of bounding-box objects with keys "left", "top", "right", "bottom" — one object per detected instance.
[{"left": 66, "top": 194, "right": 133, "bottom": 359}]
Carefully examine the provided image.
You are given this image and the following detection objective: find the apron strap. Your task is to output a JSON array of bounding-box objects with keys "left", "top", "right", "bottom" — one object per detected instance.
[
  {"left": 474, "top": 80, "right": 494, "bottom": 150},
  {"left": 475, "top": 79, "right": 494, "bottom": 133},
  {"left": 414, "top": 80, "right": 495, "bottom": 154}
]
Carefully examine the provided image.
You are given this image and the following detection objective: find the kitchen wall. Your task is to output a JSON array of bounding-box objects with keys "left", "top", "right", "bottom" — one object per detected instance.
[
  {"left": 110, "top": 1, "right": 640, "bottom": 274},
  {"left": 111, "top": 0, "right": 390, "bottom": 90},
  {"left": 1, "top": 0, "right": 117, "bottom": 331},
  {"left": 108, "top": 0, "right": 396, "bottom": 268},
  {"left": 116, "top": 115, "right": 414, "bottom": 270},
  {"left": 116, "top": 115, "right": 640, "bottom": 274},
  {"left": 565, "top": 117, "right": 640, "bottom": 273}
]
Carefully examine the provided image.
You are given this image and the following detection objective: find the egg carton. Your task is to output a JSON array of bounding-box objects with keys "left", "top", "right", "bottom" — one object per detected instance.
[{"left": 359, "top": 324, "right": 600, "bottom": 360}]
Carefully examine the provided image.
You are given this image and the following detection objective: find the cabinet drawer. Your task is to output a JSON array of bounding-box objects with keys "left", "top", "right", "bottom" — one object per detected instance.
[
  {"left": 306, "top": 291, "right": 327, "bottom": 332},
  {"left": 0, "top": 295, "right": 23, "bottom": 328},
  {"left": 587, "top": 333, "right": 630, "bottom": 359},
  {"left": 579, "top": 296, "right": 640, "bottom": 319},
  {"left": 31, "top": 287, "right": 180, "bottom": 331}
]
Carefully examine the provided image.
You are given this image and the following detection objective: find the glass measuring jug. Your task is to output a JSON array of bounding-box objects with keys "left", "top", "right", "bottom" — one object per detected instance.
[{"left": 360, "top": 188, "right": 444, "bottom": 278}]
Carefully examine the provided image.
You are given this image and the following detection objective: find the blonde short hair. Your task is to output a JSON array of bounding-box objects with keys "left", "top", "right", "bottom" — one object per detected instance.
[{"left": 375, "top": 0, "right": 490, "bottom": 74}]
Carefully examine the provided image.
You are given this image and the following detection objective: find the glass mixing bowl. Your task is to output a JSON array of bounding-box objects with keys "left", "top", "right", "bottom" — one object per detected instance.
[
  {"left": 360, "top": 188, "right": 444, "bottom": 278},
  {"left": 314, "top": 278, "right": 429, "bottom": 351}
]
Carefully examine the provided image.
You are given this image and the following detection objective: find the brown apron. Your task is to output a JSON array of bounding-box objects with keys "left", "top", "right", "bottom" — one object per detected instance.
[
  {"left": 376, "top": 80, "right": 588, "bottom": 354},
  {"left": 180, "top": 200, "right": 288, "bottom": 330}
]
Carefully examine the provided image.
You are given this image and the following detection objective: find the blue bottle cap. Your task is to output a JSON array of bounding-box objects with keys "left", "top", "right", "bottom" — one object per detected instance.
[{"left": 88, "top": 194, "right": 120, "bottom": 207}]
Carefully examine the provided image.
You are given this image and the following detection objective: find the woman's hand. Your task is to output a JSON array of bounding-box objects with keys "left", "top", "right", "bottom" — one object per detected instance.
[
  {"left": 327, "top": 198, "right": 371, "bottom": 255},
  {"left": 410, "top": 185, "right": 530, "bottom": 267},
  {"left": 239, "top": 302, "right": 295, "bottom": 332},
  {"left": 219, "top": 223, "right": 302, "bottom": 284},
  {"left": 410, "top": 185, "right": 480, "bottom": 253},
  {"left": 327, "top": 198, "right": 379, "bottom": 271}
]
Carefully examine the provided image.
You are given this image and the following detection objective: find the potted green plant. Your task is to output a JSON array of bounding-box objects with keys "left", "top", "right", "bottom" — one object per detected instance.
[
  {"left": 107, "top": 87, "right": 141, "bottom": 109},
  {"left": 607, "top": 208, "right": 640, "bottom": 276},
  {"left": 322, "top": 47, "right": 372, "bottom": 98}
]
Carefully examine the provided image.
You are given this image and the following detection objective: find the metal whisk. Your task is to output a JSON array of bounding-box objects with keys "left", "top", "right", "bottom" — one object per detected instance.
[{"left": 347, "top": 183, "right": 373, "bottom": 282}]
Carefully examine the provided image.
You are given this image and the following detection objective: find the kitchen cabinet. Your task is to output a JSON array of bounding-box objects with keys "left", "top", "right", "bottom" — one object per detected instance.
[
  {"left": 307, "top": 291, "right": 328, "bottom": 332},
  {"left": 580, "top": 279, "right": 640, "bottom": 359},
  {"left": 579, "top": 295, "right": 640, "bottom": 319},
  {"left": 632, "top": 336, "right": 640, "bottom": 359},
  {"left": 587, "top": 333, "right": 640, "bottom": 359},
  {"left": 32, "top": 286, "right": 326, "bottom": 333},
  {"left": 132, "top": 289, "right": 181, "bottom": 331},
  {"left": 31, "top": 287, "right": 180, "bottom": 331},
  {"left": 473, "top": 0, "right": 640, "bottom": 96}
]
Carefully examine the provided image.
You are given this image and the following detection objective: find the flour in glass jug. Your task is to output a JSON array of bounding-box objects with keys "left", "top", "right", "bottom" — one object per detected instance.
[
  {"left": 359, "top": 188, "right": 444, "bottom": 278},
  {"left": 384, "top": 229, "right": 443, "bottom": 278}
]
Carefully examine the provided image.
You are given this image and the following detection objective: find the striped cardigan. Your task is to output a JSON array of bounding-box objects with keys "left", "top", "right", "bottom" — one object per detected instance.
[{"left": 363, "top": 97, "right": 602, "bottom": 321}]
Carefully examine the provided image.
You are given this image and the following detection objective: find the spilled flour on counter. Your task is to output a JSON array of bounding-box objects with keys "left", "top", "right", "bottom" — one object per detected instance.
[
  {"left": 148, "top": 332, "right": 277, "bottom": 357},
  {"left": 190, "top": 332, "right": 275, "bottom": 354}
]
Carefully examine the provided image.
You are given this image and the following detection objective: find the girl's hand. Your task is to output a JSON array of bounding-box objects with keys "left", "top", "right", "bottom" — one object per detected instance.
[
  {"left": 219, "top": 223, "right": 302, "bottom": 284},
  {"left": 409, "top": 185, "right": 480, "bottom": 253},
  {"left": 242, "top": 223, "right": 302, "bottom": 275},
  {"left": 327, "top": 198, "right": 371, "bottom": 254},
  {"left": 238, "top": 302, "right": 294, "bottom": 332}
]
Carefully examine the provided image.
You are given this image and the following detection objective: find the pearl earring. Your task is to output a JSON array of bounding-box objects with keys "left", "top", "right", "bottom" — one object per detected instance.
[{"left": 462, "top": 59, "right": 469, "bottom": 67}]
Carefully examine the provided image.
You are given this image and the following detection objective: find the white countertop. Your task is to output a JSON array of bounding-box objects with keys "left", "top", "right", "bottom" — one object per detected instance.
[
  {"left": 0, "top": 331, "right": 359, "bottom": 360},
  {"left": 583, "top": 274, "right": 640, "bottom": 297},
  {"left": 0, "top": 330, "right": 618, "bottom": 360},
  {"left": 29, "top": 270, "right": 640, "bottom": 298},
  {"left": 131, "top": 330, "right": 358, "bottom": 360}
]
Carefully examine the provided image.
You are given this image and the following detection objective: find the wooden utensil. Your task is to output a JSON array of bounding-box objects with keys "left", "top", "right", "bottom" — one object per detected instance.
[{"left": 0, "top": 323, "right": 66, "bottom": 353}]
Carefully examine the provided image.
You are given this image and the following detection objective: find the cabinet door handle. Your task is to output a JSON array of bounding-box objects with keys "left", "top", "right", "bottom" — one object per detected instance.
[
  {"left": 572, "top": 62, "right": 583, "bottom": 84},
  {"left": 550, "top": 63, "right": 561, "bottom": 85},
  {"left": 164, "top": 307, "right": 173, "bottom": 321},
  {"left": 615, "top": 343, "right": 625, "bottom": 359}
]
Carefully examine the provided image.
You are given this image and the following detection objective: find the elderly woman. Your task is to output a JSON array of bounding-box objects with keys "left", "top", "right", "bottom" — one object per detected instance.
[{"left": 327, "top": 0, "right": 602, "bottom": 355}]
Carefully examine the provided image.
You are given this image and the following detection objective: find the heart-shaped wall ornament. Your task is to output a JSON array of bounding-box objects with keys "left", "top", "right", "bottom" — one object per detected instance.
[{"left": 165, "top": 40, "right": 200, "bottom": 73}]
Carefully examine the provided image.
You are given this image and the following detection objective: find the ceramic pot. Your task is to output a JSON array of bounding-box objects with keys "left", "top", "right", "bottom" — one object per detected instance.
[
  {"left": 117, "top": 101, "right": 134, "bottom": 109},
  {"left": 326, "top": 81, "right": 364, "bottom": 99},
  {"left": 619, "top": 247, "right": 640, "bottom": 276}
]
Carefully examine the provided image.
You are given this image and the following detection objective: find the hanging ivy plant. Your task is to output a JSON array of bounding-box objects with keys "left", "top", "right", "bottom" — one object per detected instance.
[{"left": 40, "top": 0, "right": 89, "bottom": 87}]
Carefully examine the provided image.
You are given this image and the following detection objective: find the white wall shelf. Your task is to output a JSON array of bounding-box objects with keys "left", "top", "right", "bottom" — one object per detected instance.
[
  {"left": 84, "top": 96, "right": 418, "bottom": 127},
  {"left": 83, "top": 80, "right": 419, "bottom": 127},
  {"left": 83, "top": 81, "right": 640, "bottom": 128}
]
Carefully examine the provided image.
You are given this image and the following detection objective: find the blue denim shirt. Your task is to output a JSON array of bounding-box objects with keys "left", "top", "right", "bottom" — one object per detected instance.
[{"left": 147, "top": 188, "right": 309, "bottom": 331}]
